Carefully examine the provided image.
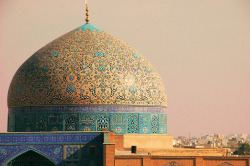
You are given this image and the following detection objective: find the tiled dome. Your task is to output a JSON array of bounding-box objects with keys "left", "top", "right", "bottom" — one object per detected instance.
[{"left": 8, "top": 24, "right": 167, "bottom": 107}]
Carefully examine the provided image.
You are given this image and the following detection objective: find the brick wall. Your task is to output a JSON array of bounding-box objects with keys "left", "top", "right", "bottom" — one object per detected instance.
[
  {"left": 203, "top": 157, "right": 249, "bottom": 166},
  {"left": 113, "top": 156, "right": 250, "bottom": 166},
  {"left": 115, "top": 157, "right": 143, "bottom": 166},
  {"left": 138, "top": 148, "right": 228, "bottom": 156},
  {"left": 115, "top": 135, "right": 124, "bottom": 150},
  {"left": 150, "top": 157, "right": 194, "bottom": 166},
  {"left": 103, "top": 144, "right": 115, "bottom": 166}
]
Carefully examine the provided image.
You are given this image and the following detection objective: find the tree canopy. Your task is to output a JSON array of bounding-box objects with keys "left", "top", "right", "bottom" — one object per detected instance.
[{"left": 233, "top": 143, "right": 250, "bottom": 155}]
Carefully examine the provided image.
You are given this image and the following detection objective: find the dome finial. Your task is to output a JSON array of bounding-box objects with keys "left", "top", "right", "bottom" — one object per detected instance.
[{"left": 85, "top": 0, "right": 90, "bottom": 23}]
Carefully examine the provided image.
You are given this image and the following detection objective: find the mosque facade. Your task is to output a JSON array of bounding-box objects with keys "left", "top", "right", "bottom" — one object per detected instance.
[{"left": 0, "top": 5, "right": 249, "bottom": 166}]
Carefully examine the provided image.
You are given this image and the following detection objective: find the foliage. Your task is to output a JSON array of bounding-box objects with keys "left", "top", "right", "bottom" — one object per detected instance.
[{"left": 233, "top": 143, "right": 250, "bottom": 155}]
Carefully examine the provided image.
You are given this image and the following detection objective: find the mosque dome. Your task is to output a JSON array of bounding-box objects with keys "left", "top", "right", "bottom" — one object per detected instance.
[
  {"left": 8, "top": 24, "right": 167, "bottom": 107},
  {"left": 7, "top": 24, "right": 168, "bottom": 134}
]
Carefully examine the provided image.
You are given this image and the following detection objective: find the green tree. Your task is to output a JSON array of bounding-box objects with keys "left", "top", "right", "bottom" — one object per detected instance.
[{"left": 233, "top": 143, "right": 250, "bottom": 155}]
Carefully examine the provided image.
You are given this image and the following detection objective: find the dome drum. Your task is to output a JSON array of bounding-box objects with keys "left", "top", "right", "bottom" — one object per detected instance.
[{"left": 8, "top": 106, "right": 167, "bottom": 134}]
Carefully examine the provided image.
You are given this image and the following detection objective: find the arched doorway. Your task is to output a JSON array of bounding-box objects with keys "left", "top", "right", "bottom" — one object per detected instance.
[{"left": 5, "top": 149, "right": 56, "bottom": 166}]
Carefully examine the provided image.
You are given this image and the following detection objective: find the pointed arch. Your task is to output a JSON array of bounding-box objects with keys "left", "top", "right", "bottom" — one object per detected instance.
[
  {"left": 217, "top": 162, "right": 234, "bottom": 166},
  {"left": 3, "top": 148, "right": 57, "bottom": 166},
  {"left": 163, "top": 161, "right": 183, "bottom": 166}
]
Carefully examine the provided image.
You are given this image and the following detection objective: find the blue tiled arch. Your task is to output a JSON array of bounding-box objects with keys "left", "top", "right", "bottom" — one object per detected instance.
[{"left": 3, "top": 148, "right": 58, "bottom": 166}]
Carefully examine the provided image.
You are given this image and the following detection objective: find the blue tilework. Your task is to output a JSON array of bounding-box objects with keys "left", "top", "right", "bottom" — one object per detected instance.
[
  {"left": 0, "top": 133, "right": 103, "bottom": 145},
  {"left": 127, "top": 114, "right": 138, "bottom": 133},
  {"left": 79, "top": 113, "right": 96, "bottom": 131},
  {"left": 64, "top": 113, "right": 78, "bottom": 131},
  {"left": 8, "top": 111, "right": 167, "bottom": 134},
  {"left": 8, "top": 105, "right": 167, "bottom": 114},
  {"left": 158, "top": 114, "right": 167, "bottom": 134},
  {"left": 64, "top": 145, "right": 81, "bottom": 160},
  {"left": 151, "top": 114, "right": 159, "bottom": 134},
  {"left": 76, "top": 23, "right": 103, "bottom": 32},
  {"left": 7, "top": 113, "right": 15, "bottom": 132},
  {"left": 139, "top": 113, "right": 151, "bottom": 134},
  {"left": 0, "top": 145, "right": 63, "bottom": 165},
  {"left": 96, "top": 114, "right": 109, "bottom": 131},
  {"left": 110, "top": 113, "right": 127, "bottom": 134}
]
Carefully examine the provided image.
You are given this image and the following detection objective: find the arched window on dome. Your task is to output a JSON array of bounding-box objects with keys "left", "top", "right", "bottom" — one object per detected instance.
[
  {"left": 151, "top": 114, "right": 158, "bottom": 134},
  {"left": 127, "top": 114, "right": 138, "bottom": 133},
  {"left": 64, "top": 114, "right": 78, "bottom": 131},
  {"left": 36, "top": 114, "right": 47, "bottom": 131},
  {"left": 96, "top": 115, "right": 109, "bottom": 131}
]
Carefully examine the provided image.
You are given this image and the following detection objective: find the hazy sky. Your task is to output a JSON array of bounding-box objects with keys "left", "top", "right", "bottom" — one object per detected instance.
[{"left": 1, "top": 0, "right": 249, "bottom": 137}]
